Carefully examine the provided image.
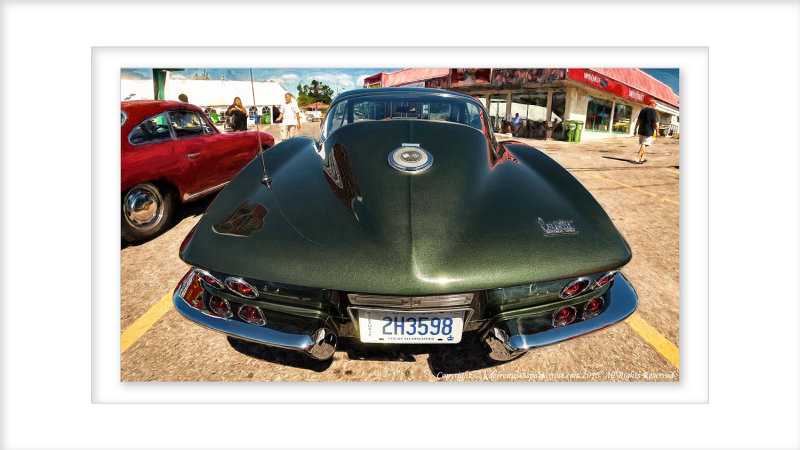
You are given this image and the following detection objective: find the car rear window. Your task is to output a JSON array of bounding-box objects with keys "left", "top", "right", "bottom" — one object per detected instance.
[
  {"left": 128, "top": 113, "right": 173, "bottom": 145},
  {"left": 324, "top": 93, "right": 485, "bottom": 137}
]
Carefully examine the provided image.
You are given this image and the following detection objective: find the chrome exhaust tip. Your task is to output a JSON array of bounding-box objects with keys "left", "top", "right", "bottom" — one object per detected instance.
[
  {"left": 306, "top": 327, "right": 337, "bottom": 360},
  {"left": 483, "top": 327, "right": 525, "bottom": 362}
]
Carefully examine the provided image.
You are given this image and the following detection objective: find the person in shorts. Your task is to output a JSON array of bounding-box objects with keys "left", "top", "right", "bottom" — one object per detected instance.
[
  {"left": 633, "top": 99, "right": 659, "bottom": 164},
  {"left": 276, "top": 93, "right": 301, "bottom": 141}
]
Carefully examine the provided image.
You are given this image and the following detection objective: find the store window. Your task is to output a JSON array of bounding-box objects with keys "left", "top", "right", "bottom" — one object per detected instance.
[
  {"left": 488, "top": 94, "right": 507, "bottom": 132},
  {"left": 612, "top": 103, "right": 632, "bottom": 133},
  {"left": 550, "top": 90, "right": 566, "bottom": 124},
  {"left": 511, "top": 91, "right": 548, "bottom": 121},
  {"left": 509, "top": 91, "right": 547, "bottom": 138},
  {"left": 585, "top": 96, "right": 614, "bottom": 132}
]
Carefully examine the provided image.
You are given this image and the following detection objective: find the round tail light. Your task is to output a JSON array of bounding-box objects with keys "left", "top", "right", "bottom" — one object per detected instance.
[
  {"left": 552, "top": 306, "right": 577, "bottom": 327},
  {"left": 208, "top": 296, "right": 233, "bottom": 319},
  {"left": 196, "top": 269, "right": 225, "bottom": 290},
  {"left": 237, "top": 305, "right": 266, "bottom": 326},
  {"left": 560, "top": 278, "right": 590, "bottom": 299},
  {"left": 583, "top": 296, "right": 605, "bottom": 319},
  {"left": 593, "top": 271, "right": 618, "bottom": 289},
  {"left": 225, "top": 277, "right": 258, "bottom": 298}
]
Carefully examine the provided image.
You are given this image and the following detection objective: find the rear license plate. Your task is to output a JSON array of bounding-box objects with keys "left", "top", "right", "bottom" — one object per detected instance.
[{"left": 356, "top": 309, "right": 465, "bottom": 344}]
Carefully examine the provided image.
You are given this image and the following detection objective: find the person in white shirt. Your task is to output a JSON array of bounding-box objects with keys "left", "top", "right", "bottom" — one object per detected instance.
[{"left": 276, "top": 93, "right": 301, "bottom": 141}]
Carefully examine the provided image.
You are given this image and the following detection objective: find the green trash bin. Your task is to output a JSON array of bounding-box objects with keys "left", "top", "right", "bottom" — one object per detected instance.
[
  {"left": 208, "top": 111, "right": 219, "bottom": 123},
  {"left": 261, "top": 113, "right": 270, "bottom": 124},
  {"left": 573, "top": 120, "right": 584, "bottom": 142},
  {"left": 565, "top": 121, "right": 577, "bottom": 142}
]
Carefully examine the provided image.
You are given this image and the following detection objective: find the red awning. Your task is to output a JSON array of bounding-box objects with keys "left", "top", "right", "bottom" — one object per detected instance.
[
  {"left": 384, "top": 68, "right": 450, "bottom": 87},
  {"left": 590, "top": 68, "right": 679, "bottom": 108}
]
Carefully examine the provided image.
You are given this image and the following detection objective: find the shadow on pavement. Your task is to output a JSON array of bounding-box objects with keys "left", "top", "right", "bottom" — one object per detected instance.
[
  {"left": 341, "top": 334, "right": 508, "bottom": 376},
  {"left": 226, "top": 336, "right": 334, "bottom": 372},
  {"left": 225, "top": 333, "right": 508, "bottom": 376}
]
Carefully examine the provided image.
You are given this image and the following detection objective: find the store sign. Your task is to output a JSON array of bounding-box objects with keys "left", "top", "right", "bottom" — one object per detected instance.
[
  {"left": 490, "top": 69, "right": 566, "bottom": 87},
  {"left": 367, "top": 82, "right": 381, "bottom": 88},
  {"left": 399, "top": 81, "right": 425, "bottom": 88},
  {"left": 568, "top": 69, "right": 652, "bottom": 105},
  {"left": 450, "top": 68, "right": 491, "bottom": 87},
  {"left": 425, "top": 77, "right": 450, "bottom": 89}
]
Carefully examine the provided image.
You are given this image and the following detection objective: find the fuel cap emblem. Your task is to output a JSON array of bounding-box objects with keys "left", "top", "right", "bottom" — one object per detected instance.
[{"left": 389, "top": 143, "right": 433, "bottom": 172}]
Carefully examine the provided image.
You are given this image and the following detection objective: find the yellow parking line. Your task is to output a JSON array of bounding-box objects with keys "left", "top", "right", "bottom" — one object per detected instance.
[
  {"left": 663, "top": 167, "right": 679, "bottom": 174},
  {"left": 624, "top": 312, "right": 679, "bottom": 369},
  {"left": 121, "top": 291, "right": 174, "bottom": 354},
  {"left": 578, "top": 171, "right": 679, "bottom": 205}
]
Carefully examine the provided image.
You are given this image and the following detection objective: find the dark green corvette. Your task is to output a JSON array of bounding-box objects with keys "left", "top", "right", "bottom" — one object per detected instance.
[{"left": 173, "top": 88, "right": 637, "bottom": 363}]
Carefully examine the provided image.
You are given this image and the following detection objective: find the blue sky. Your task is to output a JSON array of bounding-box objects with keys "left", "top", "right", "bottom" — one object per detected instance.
[
  {"left": 122, "top": 68, "right": 400, "bottom": 96},
  {"left": 641, "top": 69, "right": 679, "bottom": 95},
  {"left": 122, "top": 67, "right": 679, "bottom": 97}
]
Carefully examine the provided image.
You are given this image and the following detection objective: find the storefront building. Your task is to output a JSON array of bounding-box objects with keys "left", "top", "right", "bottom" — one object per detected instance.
[{"left": 362, "top": 68, "right": 679, "bottom": 140}]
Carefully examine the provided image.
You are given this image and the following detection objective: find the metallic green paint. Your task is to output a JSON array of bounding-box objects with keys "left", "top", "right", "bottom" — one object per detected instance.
[{"left": 180, "top": 117, "right": 631, "bottom": 295}]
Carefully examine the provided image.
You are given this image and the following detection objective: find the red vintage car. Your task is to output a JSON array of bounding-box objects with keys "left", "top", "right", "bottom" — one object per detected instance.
[{"left": 121, "top": 100, "right": 274, "bottom": 242}]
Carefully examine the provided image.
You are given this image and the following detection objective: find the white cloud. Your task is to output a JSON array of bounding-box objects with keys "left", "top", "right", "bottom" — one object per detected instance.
[
  {"left": 308, "top": 72, "right": 354, "bottom": 87},
  {"left": 356, "top": 73, "right": 372, "bottom": 87},
  {"left": 280, "top": 73, "right": 299, "bottom": 80}
]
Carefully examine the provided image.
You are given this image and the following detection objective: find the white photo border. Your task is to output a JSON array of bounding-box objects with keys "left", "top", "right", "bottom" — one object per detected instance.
[{"left": 0, "top": 1, "right": 796, "bottom": 449}]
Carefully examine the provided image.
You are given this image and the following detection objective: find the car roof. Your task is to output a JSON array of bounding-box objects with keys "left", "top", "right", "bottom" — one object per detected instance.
[
  {"left": 332, "top": 87, "right": 482, "bottom": 105},
  {"left": 121, "top": 100, "right": 204, "bottom": 127}
]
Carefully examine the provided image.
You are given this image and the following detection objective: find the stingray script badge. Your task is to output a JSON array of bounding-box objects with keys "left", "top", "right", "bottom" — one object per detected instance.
[{"left": 537, "top": 217, "right": 578, "bottom": 236}]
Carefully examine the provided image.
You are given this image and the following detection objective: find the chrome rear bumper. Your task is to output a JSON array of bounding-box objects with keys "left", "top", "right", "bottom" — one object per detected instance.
[
  {"left": 483, "top": 273, "right": 638, "bottom": 361},
  {"left": 172, "top": 286, "right": 337, "bottom": 360}
]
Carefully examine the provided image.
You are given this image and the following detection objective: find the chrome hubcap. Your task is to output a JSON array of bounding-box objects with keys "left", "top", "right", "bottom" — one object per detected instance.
[{"left": 124, "top": 185, "right": 163, "bottom": 229}]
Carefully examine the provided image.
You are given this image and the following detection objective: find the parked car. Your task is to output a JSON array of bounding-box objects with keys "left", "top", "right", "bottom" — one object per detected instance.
[
  {"left": 121, "top": 100, "right": 274, "bottom": 242},
  {"left": 173, "top": 88, "right": 637, "bottom": 364}
]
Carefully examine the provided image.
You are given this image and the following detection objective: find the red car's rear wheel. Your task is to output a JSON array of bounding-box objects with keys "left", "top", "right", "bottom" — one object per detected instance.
[{"left": 122, "top": 182, "right": 175, "bottom": 243}]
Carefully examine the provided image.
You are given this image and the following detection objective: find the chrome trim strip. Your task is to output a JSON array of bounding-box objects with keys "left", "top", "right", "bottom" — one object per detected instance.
[
  {"left": 347, "top": 292, "right": 474, "bottom": 308},
  {"left": 183, "top": 181, "right": 230, "bottom": 201},
  {"left": 503, "top": 273, "right": 638, "bottom": 351},
  {"left": 173, "top": 288, "right": 316, "bottom": 353}
]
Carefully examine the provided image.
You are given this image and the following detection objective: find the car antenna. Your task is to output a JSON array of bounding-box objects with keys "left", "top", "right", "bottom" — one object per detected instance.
[{"left": 250, "top": 68, "right": 272, "bottom": 188}]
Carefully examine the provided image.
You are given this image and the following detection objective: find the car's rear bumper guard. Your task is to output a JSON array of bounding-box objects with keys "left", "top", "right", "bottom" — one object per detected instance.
[
  {"left": 172, "top": 284, "right": 337, "bottom": 360},
  {"left": 483, "top": 273, "right": 638, "bottom": 361}
]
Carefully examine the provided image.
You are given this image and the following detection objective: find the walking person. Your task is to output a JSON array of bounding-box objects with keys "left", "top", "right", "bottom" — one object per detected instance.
[
  {"left": 226, "top": 97, "right": 248, "bottom": 132},
  {"left": 633, "top": 99, "right": 659, "bottom": 164},
  {"left": 276, "top": 93, "right": 301, "bottom": 141}
]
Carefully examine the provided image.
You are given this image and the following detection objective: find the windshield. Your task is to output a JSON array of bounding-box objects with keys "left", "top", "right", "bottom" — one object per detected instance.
[{"left": 324, "top": 93, "right": 485, "bottom": 137}]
